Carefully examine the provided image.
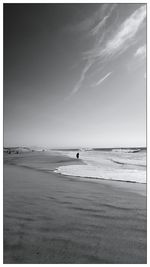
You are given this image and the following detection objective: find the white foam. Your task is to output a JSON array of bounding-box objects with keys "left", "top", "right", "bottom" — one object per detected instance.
[
  {"left": 112, "top": 148, "right": 141, "bottom": 153},
  {"left": 55, "top": 150, "right": 146, "bottom": 184},
  {"left": 55, "top": 164, "right": 146, "bottom": 183}
]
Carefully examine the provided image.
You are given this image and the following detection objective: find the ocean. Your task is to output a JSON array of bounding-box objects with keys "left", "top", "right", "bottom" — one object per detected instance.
[{"left": 54, "top": 148, "right": 146, "bottom": 184}]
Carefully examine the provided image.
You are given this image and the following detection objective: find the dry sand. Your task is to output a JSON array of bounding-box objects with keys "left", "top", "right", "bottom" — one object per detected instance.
[{"left": 4, "top": 151, "right": 147, "bottom": 263}]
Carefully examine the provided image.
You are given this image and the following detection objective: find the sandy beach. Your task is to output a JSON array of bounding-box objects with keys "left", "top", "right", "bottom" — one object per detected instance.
[{"left": 4, "top": 151, "right": 147, "bottom": 263}]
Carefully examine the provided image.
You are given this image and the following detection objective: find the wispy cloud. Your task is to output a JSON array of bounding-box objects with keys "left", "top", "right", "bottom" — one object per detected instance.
[
  {"left": 93, "top": 72, "right": 112, "bottom": 87},
  {"left": 134, "top": 44, "right": 146, "bottom": 59},
  {"left": 91, "top": 15, "right": 109, "bottom": 36},
  {"left": 87, "top": 5, "right": 146, "bottom": 60},
  {"left": 70, "top": 60, "right": 92, "bottom": 96},
  {"left": 68, "top": 4, "right": 146, "bottom": 99},
  {"left": 90, "top": 4, "right": 117, "bottom": 37},
  {"left": 68, "top": 5, "right": 116, "bottom": 98},
  {"left": 127, "top": 43, "right": 146, "bottom": 72},
  {"left": 102, "top": 5, "right": 146, "bottom": 56}
]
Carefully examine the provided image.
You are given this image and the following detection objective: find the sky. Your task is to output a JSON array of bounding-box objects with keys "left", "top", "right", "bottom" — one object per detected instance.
[{"left": 4, "top": 3, "right": 146, "bottom": 148}]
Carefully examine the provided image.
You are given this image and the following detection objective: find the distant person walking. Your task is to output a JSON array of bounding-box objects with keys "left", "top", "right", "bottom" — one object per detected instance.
[{"left": 76, "top": 152, "right": 79, "bottom": 159}]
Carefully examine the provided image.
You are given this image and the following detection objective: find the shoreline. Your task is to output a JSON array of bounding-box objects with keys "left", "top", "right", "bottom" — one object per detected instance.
[
  {"left": 4, "top": 151, "right": 146, "bottom": 196},
  {"left": 4, "top": 151, "right": 147, "bottom": 263},
  {"left": 4, "top": 150, "right": 146, "bottom": 197}
]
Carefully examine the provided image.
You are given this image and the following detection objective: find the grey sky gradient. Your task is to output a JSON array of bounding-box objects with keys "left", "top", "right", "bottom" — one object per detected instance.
[{"left": 4, "top": 4, "right": 146, "bottom": 148}]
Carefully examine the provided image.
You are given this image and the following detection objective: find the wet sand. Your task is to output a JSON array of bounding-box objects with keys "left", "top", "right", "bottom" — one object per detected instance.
[{"left": 4, "top": 151, "right": 147, "bottom": 263}]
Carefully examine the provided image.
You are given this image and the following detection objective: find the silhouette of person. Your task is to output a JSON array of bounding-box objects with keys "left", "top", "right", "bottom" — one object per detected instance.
[{"left": 76, "top": 152, "right": 79, "bottom": 159}]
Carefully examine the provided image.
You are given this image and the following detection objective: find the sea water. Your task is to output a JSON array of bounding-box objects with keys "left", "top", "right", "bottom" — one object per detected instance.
[{"left": 54, "top": 148, "right": 146, "bottom": 184}]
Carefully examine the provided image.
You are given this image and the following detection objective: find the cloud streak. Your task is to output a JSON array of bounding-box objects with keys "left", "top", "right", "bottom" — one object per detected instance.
[
  {"left": 93, "top": 72, "right": 112, "bottom": 87},
  {"left": 90, "top": 13, "right": 110, "bottom": 36},
  {"left": 70, "top": 60, "right": 92, "bottom": 96}
]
